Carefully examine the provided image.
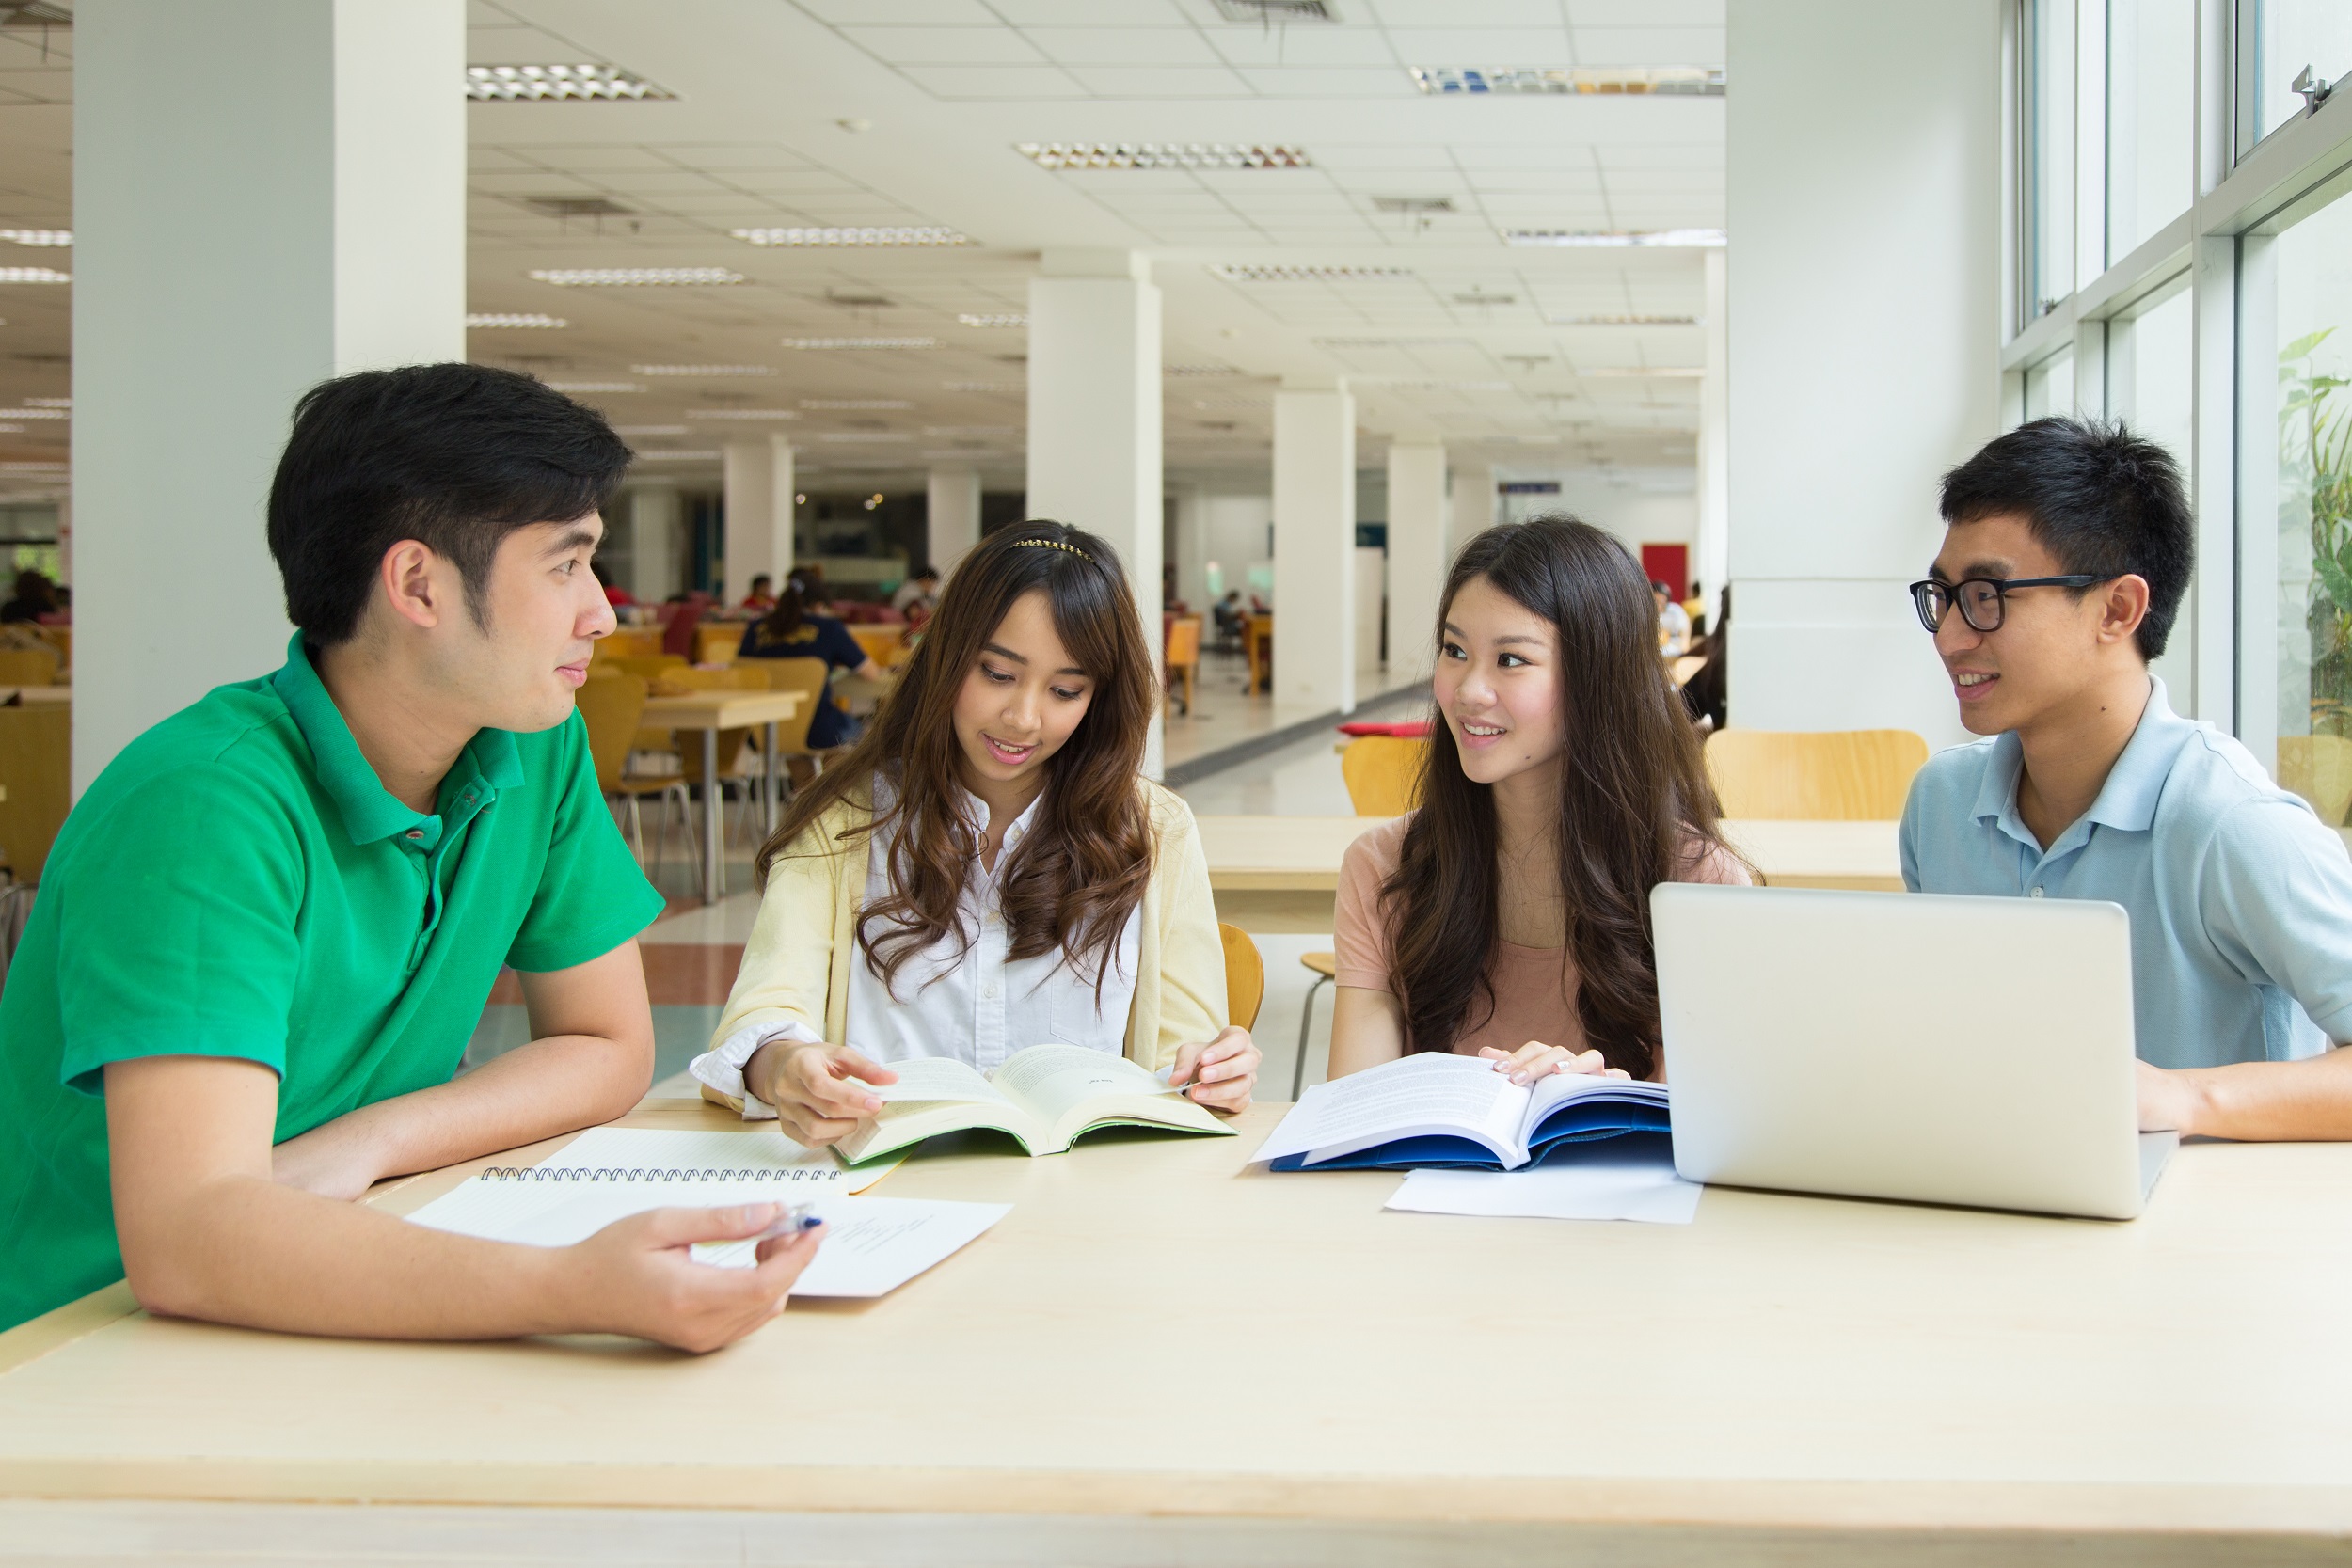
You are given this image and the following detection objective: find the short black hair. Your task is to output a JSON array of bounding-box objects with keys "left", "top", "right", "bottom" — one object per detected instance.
[
  {"left": 1938, "top": 416, "right": 2193, "bottom": 660},
  {"left": 266, "top": 363, "right": 631, "bottom": 645},
  {"left": 913, "top": 563, "right": 939, "bottom": 580}
]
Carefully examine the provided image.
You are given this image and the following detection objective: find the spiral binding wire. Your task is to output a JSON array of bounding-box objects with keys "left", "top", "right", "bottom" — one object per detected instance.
[{"left": 477, "top": 1165, "right": 838, "bottom": 1182}]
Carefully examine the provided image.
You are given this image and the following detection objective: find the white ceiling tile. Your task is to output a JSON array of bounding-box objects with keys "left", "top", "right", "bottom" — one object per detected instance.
[
  {"left": 840, "top": 25, "right": 1045, "bottom": 64},
  {"left": 795, "top": 0, "right": 1003, "bottom": 23},
  {"left": 724, "top": 170, "right": 868, "bottom": 193},
  {"left": 1565, "top": 0, "right": 1723, "bottom": 24},
  {"left": 1368, "top": 0, "right": 1565, "bottom": 24},
  {"left": 894, "top": 63, "right": 1091, "bottom": 97},
  {"left": 1311, "top": 143, "right": 1461, "bottom": 171},
  {"left": 1231, "top": 66, "right": 1417, "bottom": 96},
  {"left": 1027, "top": 26, "right": 1225, "bottom": 65},
  {"left": 1061, "top": 64, "right": 1255, "bottom": 95},
  {"left": 538, "top": 145, "right": 691, "bottom": 172},
  {"left": 986, "top": 0, "right": 1195, "bottom": 22},
  {"left": 1207, "top": 28, "right": 1401, "bottom": 67},
  {"left": 1570, "top": 25, "right": 1724, "bottom": 65},
  {"left": 1379, "top": 27, "right": 1576, "bottom": 66},
  {"left": 1593, "top": 142, "right": 1722, "bottom": 170},
  {"left": 658, "top": 145, "right": 820, "bottom": 172}
]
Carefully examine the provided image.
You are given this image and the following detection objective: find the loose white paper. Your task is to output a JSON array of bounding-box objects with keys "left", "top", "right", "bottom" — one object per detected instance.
[{"left": 1385, "top": 1151, "right": 1703, "bottom": 1225}]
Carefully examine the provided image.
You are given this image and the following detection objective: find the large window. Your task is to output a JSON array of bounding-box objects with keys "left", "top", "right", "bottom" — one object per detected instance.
[
  {"left": 2106, "top": 0, "right": 2196, "bottom": 261},
  {"left": 2242, "top": 1, "right": 2352, "bottom": 152}
]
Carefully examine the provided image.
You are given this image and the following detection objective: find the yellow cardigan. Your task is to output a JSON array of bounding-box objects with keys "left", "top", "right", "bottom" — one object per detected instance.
[{"left": 702, "top": 780, "right": 1230, "bottom": 1111}]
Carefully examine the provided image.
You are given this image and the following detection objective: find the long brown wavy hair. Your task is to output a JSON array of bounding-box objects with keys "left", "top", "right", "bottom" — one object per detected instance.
[
  {"left": 755, "top": 521, "right": 1158, "bottom": 998},
  {"left": 1386, "top": 516, "right": 1732, "bottom": 1079}
]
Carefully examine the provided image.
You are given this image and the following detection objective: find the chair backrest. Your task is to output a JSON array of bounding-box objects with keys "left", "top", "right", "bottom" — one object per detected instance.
[
  {"left": 1669, "top": 654, "right": 1706, "bottom": 689},
  {"left": 2277, "top": 733, "right": 2352, "bottom": 825},
  {"left": 612, "top": 654, "right": 687, "bottom": 681},
  {"left": 694, "top": 623, "right": 743, "bottom": 666},
  {"left": 572, "top": 673, "right": 649, "bottom": 792},
  {"left": 746, "top": 657, "right": 832, "bottom": 754},
  {"left": 596, "top": 627, "right": 664, "bottom": 663},
  {"left": 1703, "top": 728, "right": 1929, "bottom": 819},
  {"left": 0, "top": 704, "right": 72, "bottom": 883},
  {"left": 659, "top": 665, "right": 771, "bottom": 693},
  {"left": 0, "top": 647, "right": 59, "bottom": 687},
  {"left": 1218, "top": 922, "right": 1264, "bottom": 1031},
  {"left": 1166, "top": 616, "right": 1201, "bottom": 667},
  {"left": 1340, "top": 735, "right": 1424, "bottom": 816}
]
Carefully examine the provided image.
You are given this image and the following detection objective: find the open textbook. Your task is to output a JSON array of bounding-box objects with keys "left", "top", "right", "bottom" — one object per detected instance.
[
  {"left": 834, "top": 1042, "right": 1236, "bottom": 1163},
  {"left": 1255, "top": 1052, "right": 1669, "bottom": 1171}
]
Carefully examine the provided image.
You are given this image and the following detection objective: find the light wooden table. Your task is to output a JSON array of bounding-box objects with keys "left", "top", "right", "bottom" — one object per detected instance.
[
  {"left": 4, "top": 1096, "right": 2349, "bottom": 1564},
  {"left": 639, "top": 689, "right": 803, "bottom": 904},
  {"left": 1198, "top": 815, "right": 1904, "bottom": 930}
]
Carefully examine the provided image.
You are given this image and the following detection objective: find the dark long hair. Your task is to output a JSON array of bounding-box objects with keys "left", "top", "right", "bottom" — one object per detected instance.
[
  {"left": 1386, "top": 516, "right": 1731, "bottom": 1079},
  {"left": 755, "top": 521, "right": 1158, "bottom": 995},
  {"left": 755, "top": 579, "right": 807, "bottom": 642}
]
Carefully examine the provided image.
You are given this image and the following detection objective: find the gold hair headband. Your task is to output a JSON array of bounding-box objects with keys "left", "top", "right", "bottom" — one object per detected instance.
[{"left": 1017, "top": 538, "right": 1092, "bottom": 562}]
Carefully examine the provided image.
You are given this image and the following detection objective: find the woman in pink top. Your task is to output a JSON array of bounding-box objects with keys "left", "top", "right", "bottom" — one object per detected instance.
[{"left": 1330, "top": 516, "right": 1749, "bottom": 1086}]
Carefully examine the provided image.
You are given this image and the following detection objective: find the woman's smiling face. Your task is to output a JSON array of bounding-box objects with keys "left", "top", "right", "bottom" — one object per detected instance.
[
  {"left": 1432, "top": 574, "right": 1565, "bottom": 788},
  {"left": 952, "top": 587, "right": 1095, "bottom": 802}
]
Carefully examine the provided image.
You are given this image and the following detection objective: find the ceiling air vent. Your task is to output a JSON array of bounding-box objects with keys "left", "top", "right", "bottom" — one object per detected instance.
[{"left": 1212, "top": 0, "right": 1339, "bottom": 23}]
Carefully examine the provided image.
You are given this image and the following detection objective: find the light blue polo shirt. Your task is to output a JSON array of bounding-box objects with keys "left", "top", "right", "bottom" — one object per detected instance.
[{"left": 1900, "top": 677, "right": 2352, "bottom": 1069}]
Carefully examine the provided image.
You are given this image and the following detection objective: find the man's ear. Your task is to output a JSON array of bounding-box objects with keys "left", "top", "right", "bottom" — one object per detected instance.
[
  {"left": 378, "top": 540, "right": 445, "bottom": 632},
  {"left": 2097, "top": 573, "right": 2152, "bottom": 647}
]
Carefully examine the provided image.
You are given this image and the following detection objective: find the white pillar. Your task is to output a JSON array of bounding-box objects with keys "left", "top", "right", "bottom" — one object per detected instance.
[
  {"left": 1694, "top": 247, "right": 1730, "bottom": 612},
  {"left": 628, "top": 482, "right": 681, "bottom": 605},
  {"left": 722, "top": 439, "right": 774, "bottom": 604},
  {"left": 1385, "top": 442, "right": 1449, "bottom": 681},
  {"left": 1450, "top": 463, "right": 1495, "bottom": 556},
  {"left": 769, "top": 435, "right": 797, "bottom": 583},
  {"left": 1026, "top": 250, "right": 1164, "bottom": 768},
  {"left": 1724, "top": 0, "right": 1997, "bottom": 748},
  {"left": 926, "top": 466, "right": 982, "bottom": 572},
  {"left": 1272, "top": 381, "right": 1358, "bottom": 714},
  {"left": 72, "top": 0, "right": 464, "bottom": 789}
]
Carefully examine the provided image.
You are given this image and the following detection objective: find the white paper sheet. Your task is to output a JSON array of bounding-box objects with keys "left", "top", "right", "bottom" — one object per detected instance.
[{"left": 1385, "top": 1151, "right": 1703, "bottom": 1225}]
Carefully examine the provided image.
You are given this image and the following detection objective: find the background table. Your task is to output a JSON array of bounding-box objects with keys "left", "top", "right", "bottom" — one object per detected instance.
[
  {"left": 639, "top": 689, "right": 803, "bottom": 903},
  {"left": 4, "top": 1096, "right": 2349, "bottom": 1564}
]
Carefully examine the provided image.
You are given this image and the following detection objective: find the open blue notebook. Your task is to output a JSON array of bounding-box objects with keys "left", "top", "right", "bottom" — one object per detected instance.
[{"left": 1254, "top": 1052, "right": 1669, "bottom": 1172}]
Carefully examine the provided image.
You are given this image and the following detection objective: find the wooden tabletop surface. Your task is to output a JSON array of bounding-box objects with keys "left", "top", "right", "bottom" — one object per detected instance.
[
  {"left": 4, "top": 1095, "right": 2348, "bottom": 1560},
  {"left": 637, "top": 689, "right": 804, "bottom": 729}
]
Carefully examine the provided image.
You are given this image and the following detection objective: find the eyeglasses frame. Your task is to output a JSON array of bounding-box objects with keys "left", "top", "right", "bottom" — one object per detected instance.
[{"left": 1907, "top": 574, "right": 2111, "bottom": 634}]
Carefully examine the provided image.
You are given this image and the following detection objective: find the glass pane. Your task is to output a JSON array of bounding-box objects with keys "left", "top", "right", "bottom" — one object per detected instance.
[
  {"left": 2272, "top": 192, "right": 2352, "bottom": 823},
  {"left": 2106, "top": 0, "right": 2195, "bottom": 261},
  {"left": 2026, "top": 0, "right": 2077, "bottom": 318},
  {"left": 2107, "top": 284, "right": 2195, "bottom": 695},
  {"left": 2249, "top": 0, "right": 2352, "bottom": 147},
  {"left": 2023, "top": 351, "right": 2076, "bottom": 421}
]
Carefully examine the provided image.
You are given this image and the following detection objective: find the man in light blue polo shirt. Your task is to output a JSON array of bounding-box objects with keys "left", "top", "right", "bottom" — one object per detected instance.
[{"left": 1901, "top": 417, "right": 2352, "bottom": 1138}]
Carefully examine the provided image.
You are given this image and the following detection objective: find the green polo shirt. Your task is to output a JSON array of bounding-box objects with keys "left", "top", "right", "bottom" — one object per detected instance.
[{"left": 0, "top": 636, "right": 665, "bottom": 1330}]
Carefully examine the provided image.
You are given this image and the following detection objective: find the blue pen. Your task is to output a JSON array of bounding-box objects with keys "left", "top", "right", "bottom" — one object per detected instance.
[{"left": 753, "top": 1202, "right": 823, "bottom": 1241}]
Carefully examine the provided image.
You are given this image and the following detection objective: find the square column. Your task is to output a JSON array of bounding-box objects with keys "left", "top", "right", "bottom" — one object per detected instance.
[
  {"left": 1694, "top": 247, "right": 1730, "bottom": 610},
  {"left": 723, "top": 437, "right": 793, "bottom": 603},
  {"left": 1384, "top": 442, "right": 1449, "bottom": 681},
  {"left": 72, "top": 0, "right": 465, "bottom": 788},
  {"left": 1273, "top": 382, "right": 1358, "bottom": 714},
  {"left": 1450, "top": 463, "right": 1495, "bottom": 556},
  {"left": 627, "top": 482, "right": 682, "bottom": 605},
  {"left": 770, "top": 435, "right": 797, "bottom": 582},
  {"left": 927, "top": 466, "right": 982, "bottom": 572}
]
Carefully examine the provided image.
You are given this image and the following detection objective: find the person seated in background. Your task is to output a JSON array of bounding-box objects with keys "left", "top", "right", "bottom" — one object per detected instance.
[
  {"left": 890, "top": 563, "right": 941, "bottom": 616},
  {"left": 693, "top": 521, "right": 1260, "bottom": 1145},
  {"left": 787, "top": 563, "right": 834, "bottom": 617},
  {"left": 737, "top": 579, "right": 884, "bottom": 752},
  {"left": 593, "top": 559, "right": 635, "bottom": 611},
  {"left": 0, "top": 363, "right": 822, "bottom": 1346},
  {"left": 1653, "top": 581, "right": 1691, "bottom": 657},
  {"left": 1904, "top": 416, "right": 2352, "bottom": 1140},
  {"left": 740, "top": 573, "right": 775, "bottom": 615},
  {"left": 1327, "top": 518, "right": 1749, "bottom": 1088},
  {"left": 1, "top": 569, "right": 58, "bottom": 625},
  {"left": 1683, "top": 580, "right": 1708, "bottom": 640}
]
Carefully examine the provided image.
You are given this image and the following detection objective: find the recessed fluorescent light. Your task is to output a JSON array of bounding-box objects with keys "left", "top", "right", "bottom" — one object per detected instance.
[
  {"left": 943, "top": 380, "right": 1024, "bottom": 392},
  {"left": 466, "top": 312, "right": 568, "bottom": 329},
  {"left": 781, "top": 337, "right": 938, "bottom": 350},
  {"left": 630, "top": 364, "right": 776, "bottom": 376},
  {"left": 0, "top": 406, "right": 67, "bottom": 420},
  {"left": 732, "top": 226, "right": 971, "bottom": 247},
  {"left": 1311, "top": 336, "right": 1470, "bottom": 348},
  {"left": 1579, "top": 366, "right": 1706, "bottom": 377},
  {"left": 0, "top": 230, "right": 68, "bottom": 247},
  {"left": 546, "top": 380, "right": 644, "bottom": 393},
  {"left": 1166, "top": 362, "right": 1248, "bottom": 376},
  {"left": 802, "top": 399, "right": 914, "bottom": 410},
  {"left": 0, "top": 267, "right": 70, "bottom": 284},
  {"left": 1210, "top": 264, "right": 1413, "bottom": 283},
  {"left": 682, "top": 408, "right": 802, "bottom": 420},
  {"left": 529, "top": 267, "right": 743, "bottom": 286},
  {"left": 1504, "top": 229, "right": 1726, "bottom": 248},
  {"left": 629, "top": 449, "right": 722, "bottom": 461},
  {"left": 1411, "top": 66, "right": 1724, "bottom": 97},
  {"left": 1545, "top": 313, "right": 1701, "bottom": 326},
  {"left": 818, "top": 432, "right": 914, "bottom": 443},
  {"left": 612, "top": 425, "right": 690, "bottom": 436},
  {"left": 1019, "top": 142, "right": 1311, "bottom": 171},
  {"left": 466, "top": 64, "right": 674, "bottom": 102},
  {"left": 957, "top": 313, "right": 1026, "bottom": 327},
  {"left": 1351, "top": 377, "right": 1513, "bottom": 390},
  {"left": 24, "top": 397, "right": 67, "bottom": 407},
  {"left": 923, "top": 425, "right": 1015, "bottom": 436},
  {"left": 0, "top": 461, "right": 66, "bottom": 472}
]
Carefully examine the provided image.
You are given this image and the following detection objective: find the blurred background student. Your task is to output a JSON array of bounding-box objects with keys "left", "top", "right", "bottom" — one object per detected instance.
[{"left": 736, "top": 577, "right": 882, "bottom": 752}]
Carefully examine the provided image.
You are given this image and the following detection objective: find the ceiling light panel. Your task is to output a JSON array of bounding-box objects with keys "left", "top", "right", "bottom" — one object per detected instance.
[
  {"left": 943, "top": 381, "right": 1024, "bottom": 392},
  {"left": 466, "top": 312, "right": 568, "bottom": 329},
  {"left": 0, "top": 230, "right": 68, "bottom": 246},
  {"left": 612, "top": 425, "right": 690, "bottom": 436},
  {"left": 1019, "top": 143, "right": 1311, "bottom": 171},
  {"left": 529, "top": 267, "right": 743, "bottom": 286},
  {"left": 1410, "top": 67, "right": 1724, "bottom": 98},
  {"left": 630, "top": 364, "right": 777, "bottom": 376},
  {"left": 818, "top": 432, "right": 914, "bottom": 443},
  {"left": 1210, "top": 264, "right": 1413, "bottom": 283},
  {"left": 732, "top": 225, "right": 972, "bottom": 246},
  {"left": 547, "top": 381, "right": 643, "bottom": 394},
  {"left": 958, "top": 313, "right": 1026, "bottom": 327},
  {"left": 683, "top": 408, "right": 801, "bottom": 420},
  {"left": 782, "top": 337, "right": 939, "bottom": 350},
  {"left": 1546, "top": 314, "right": 1702, "bottom": 326},
  {"left": 802, "top": 399, "right": 914, "bottom": 410},
  {"left": 630, "top": 450, "right": 722, "bottom": 461},
  {"left": 0, "top": 267, "right": 69, "bottom": 284},
  {"left": 0, "top": 406, "right": 67, "bottom": 420},
  {"left": 1505, "top": 229, "right": 1726, "bottom": 248},
  {"left": 467, "top": 64, "right": 675, "bottom": 102}
]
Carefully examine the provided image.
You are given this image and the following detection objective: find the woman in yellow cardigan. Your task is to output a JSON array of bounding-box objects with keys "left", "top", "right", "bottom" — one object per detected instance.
[{"left": 691, "top": 521, "right": 1261, "bottom": 1145}]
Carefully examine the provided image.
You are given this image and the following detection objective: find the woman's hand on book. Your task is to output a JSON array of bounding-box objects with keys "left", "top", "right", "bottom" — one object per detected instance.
[
  {"left": 1478, "top": 1041, "right": 1629, "bottom": 1086},
  {"left": 564, "top": 1201, "right": 824, "bottom": 1353},
  {"left": 1168, "top": 1026, "right": 1261, "bottom": 1112},
  {"left": 744, "top": 1039, "right": 899, "bottom": 1146}
]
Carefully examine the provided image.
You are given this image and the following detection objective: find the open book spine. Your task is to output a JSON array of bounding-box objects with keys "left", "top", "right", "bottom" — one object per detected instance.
[{"left": 478, "top": 1166, "right": 844, "bottom": 1182}]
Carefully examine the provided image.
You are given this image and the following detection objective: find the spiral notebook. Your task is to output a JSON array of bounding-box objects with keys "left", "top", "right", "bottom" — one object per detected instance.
[{"left": 471, "top": 1127, "right": 900, "bottom": 1191}]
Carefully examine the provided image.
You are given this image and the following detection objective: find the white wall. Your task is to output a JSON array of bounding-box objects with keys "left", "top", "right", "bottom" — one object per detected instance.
[
  {"left": 1196, "top": 489, "right": 1272, "bottom": 604},
  {"left": 1724, "top": 0, "right": 1999, "bottom": 748},
  {"left": 1503, "top": 470, "right": 1699, "bottom": 572}
]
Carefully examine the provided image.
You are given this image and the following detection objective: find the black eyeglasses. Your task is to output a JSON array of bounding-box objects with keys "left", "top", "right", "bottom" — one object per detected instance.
[{"left": 1907, "top": 575, "right": 2109, "bottom": 634}]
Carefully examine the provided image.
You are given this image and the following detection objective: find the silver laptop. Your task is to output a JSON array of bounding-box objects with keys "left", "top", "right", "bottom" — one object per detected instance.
[{"left": 1652, "top": 884, "right": 2175, "bottom": 1220}]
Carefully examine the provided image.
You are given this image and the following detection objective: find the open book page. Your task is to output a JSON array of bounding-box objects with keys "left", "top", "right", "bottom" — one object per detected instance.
[
  {"left": 866, "top": 1056, "right": 1016, "bottom": 1106},
  {"left": 1254, "top": 1053, "right": 1531, "bottom": 1167},
  {"left": 989, "top": 1043, "right": 1230, "bottom": 1146}
]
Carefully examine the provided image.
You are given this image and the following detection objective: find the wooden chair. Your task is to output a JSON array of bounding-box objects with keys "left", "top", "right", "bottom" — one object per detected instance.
[
  {"left": 1165, "top": 615, "right": 1201, "bottom": 716},
  {"left": 575, "top": 673, "right": 700, "bottom": 887},
  {"left": 1218, "top": 922, "right": 1264, "bottom": 1033},
  {"left": 0, "top": 647, "right": 59, "bottom": 687},
  {"left": 693, "top": 622, "right": 744, "bottom": 666},
  {"left": 743, "top": 657, "right": 836, "bottom": 779},
  {"left": 850, "top": 624, "right": 910, "bottom": 670},
  {"left": 0, "top": 703, "right": 71, "bottom": 885},
  {"left": 1340, "top": 735, "right": 1424, "bottom": 816},
  {"left": 660, "top": 665, "right": 778, "bottom": 847},
  {"left": 2278, "top": 734, "right": 2352, "bottom": 825},
  {"left": 1703, "top": 728, "right": 1930, "bottom": 819},
  {"left": 1243, "top": 613, "right": 1273, "bottom": 693},
  {"left": 595, "top": 627, "right": 663, "bottom": 663},
  {"left": 1292, "top": 951, "right": 1337, "bottom": 1100}
]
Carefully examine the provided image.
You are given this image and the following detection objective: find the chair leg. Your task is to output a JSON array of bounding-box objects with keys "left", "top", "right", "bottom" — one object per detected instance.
[
  {"left": 669, "top": 782, "right": 707, "bottom": 900},
  {"left": 625, "top": 795, "right": 645, "bottom": 863},
  {"left": 1293, "top": 973, "right": 1332, "bottom": 1101}
]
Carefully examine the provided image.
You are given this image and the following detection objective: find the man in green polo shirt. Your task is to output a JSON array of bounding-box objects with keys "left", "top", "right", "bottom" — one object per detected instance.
[{"left": 0, "top": 364, "right": 820, "bottom": 1346}]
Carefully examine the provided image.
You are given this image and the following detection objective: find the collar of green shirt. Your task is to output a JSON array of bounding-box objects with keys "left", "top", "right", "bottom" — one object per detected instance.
[
  {"left": 1973, "top": 675, "right": 2174, "bottom": 854},
  {"left": 266, "top": 633, "right": 525, "bottom": 850}
]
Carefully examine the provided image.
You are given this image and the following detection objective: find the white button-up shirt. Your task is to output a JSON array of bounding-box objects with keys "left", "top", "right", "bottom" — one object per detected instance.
[{"left": 691, "top": 784, "right": 1141, "bottom": 1117}]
